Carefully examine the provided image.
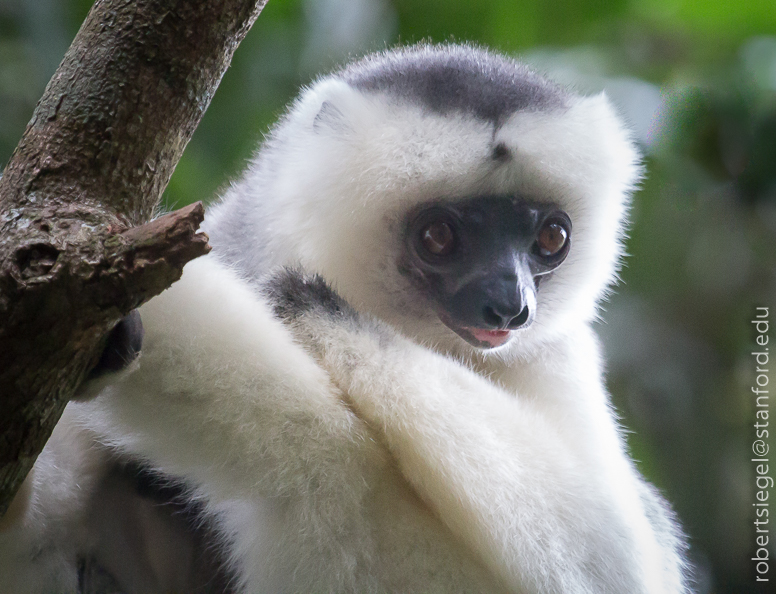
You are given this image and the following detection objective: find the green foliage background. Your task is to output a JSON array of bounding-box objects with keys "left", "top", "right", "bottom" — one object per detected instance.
[{"left": 2, "top": 1, "right": 775, "bottom": 592}]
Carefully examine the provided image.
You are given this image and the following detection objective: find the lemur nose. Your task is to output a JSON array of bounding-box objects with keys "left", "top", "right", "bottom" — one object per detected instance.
[
  {"left": 482, "top": 303, "right": 531, "bottom": 330},
  {"left": 449, "top": 270, "right": 536, "bottom": 332}
]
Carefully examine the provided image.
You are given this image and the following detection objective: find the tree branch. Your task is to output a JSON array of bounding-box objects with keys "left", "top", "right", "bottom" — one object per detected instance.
[{"left": 0, "top": 0, "right": 269, "bottom": 516}]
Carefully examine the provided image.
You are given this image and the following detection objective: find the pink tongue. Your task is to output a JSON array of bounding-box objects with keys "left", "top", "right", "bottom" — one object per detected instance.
[{"left": 469, "top": 328, "right": 511, "bottom": 347}]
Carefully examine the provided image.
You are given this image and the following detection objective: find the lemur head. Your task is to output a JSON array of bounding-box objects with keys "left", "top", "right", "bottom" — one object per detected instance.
[{"left": 209, "top": 44, "right": 640, "bottom": 357}]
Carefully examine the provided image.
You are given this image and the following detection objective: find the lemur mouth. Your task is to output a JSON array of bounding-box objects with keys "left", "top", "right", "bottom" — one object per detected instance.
[
  {"left": 465, "top": 328, "right": 512, "bottom": 348},
  {"left": 458, "top": 327, "right": 512, "bottom": 349},
  {"left": 439, "top": 314, "right": 513, "bottom": 349}
]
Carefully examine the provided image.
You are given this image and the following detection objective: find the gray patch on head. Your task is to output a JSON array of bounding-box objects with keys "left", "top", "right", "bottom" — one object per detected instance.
[{"left": 337, "top": 44, "right": 569, "bottom": 125}]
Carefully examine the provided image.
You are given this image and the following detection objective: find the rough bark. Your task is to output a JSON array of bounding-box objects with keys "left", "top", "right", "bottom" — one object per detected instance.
[{"left": 0, "top": 0, "right": 269, "bottom": 516}]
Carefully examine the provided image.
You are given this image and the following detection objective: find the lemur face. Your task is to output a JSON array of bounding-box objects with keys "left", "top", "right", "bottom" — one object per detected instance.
[
  {"left": 400, "top": 195, "right": 571, "bottom": 349},
  {"left": 216, "top": 45, "right": 639, "bottom": 356}
]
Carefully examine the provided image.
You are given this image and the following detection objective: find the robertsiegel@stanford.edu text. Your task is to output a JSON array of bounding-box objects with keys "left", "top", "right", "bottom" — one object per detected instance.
[{"left": 752, "top": 306, "right": 771, "bottom": 584}]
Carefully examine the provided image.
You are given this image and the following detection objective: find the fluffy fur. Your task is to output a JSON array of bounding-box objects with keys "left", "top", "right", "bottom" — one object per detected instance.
[{"left": 1, "top": 44, "right": 689, "bottom": 593}]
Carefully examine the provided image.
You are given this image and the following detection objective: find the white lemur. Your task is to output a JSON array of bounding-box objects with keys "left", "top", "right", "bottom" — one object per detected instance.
[{"left": 0, "top": 44, "right": 690, "bottom": 593}]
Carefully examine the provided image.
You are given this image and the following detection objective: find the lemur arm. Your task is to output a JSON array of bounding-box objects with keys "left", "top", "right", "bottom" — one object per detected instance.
[
  {"left": 81, "top": 256, "right": 381, "bottom": 505},
  {"left": 266, "top": 270, "right": 673, "bottom": 594}
]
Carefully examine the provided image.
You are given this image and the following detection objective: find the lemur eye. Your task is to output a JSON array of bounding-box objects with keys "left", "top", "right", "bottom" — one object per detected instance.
[
  {"left": 535, "top": 219, "right": 569, "bottom": 258},
  {"left": 421, "top": 221, "right": 456, "bottom": 256}
]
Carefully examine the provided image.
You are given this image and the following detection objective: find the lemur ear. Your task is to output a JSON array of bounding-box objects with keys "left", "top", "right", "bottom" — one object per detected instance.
[{"left": 313, "top": 100, "right": 352, "bottom": 135}]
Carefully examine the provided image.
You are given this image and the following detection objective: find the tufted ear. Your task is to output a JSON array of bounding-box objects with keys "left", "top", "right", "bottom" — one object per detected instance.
[{"left": 313, "top": 100, "right": 352, "bottom": 135}]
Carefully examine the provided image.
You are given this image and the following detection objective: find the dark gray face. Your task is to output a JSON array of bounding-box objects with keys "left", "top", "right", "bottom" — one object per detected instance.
[{"left": 399, "top": 196, "right": 571, "bottom": 349}]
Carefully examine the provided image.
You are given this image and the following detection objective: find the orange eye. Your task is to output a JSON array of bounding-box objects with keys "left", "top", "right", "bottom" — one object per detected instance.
[
  {"left": 421, "top": 221, "right": 455, "bottom": 256},
  {"left": 536, "top": 220, "right": 568, "bottom": 257}
]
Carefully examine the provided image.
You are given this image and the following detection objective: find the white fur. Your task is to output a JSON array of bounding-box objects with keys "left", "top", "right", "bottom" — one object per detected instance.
[
  {"left": 0, "top": 408, "right": 109, "bottom": 594},
  {"left": 2, "top": 45, "right": 688, "bottom": 593}
]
